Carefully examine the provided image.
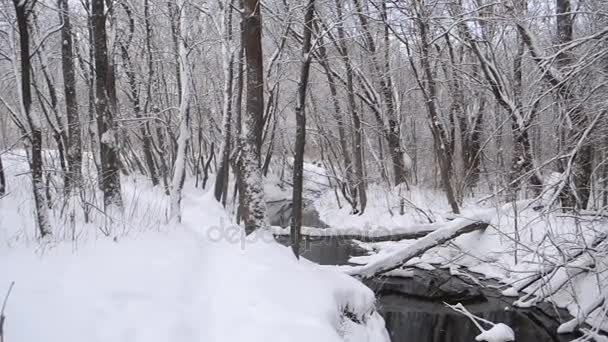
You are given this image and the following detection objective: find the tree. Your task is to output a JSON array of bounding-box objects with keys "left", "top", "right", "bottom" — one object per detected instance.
[
  {"left": 333, "top": 0, "right": 367, "bottom": 214},
  {"left": 0, "top": 154, "right": 5, "bottom": 196},
  {"left": 92, "top": 0, "right": 123, "bottom": 211},
  {"left": 410, "top": 0, "right": 460, "bottom": 214},
  {"left": 214, "top": 0, "right": 236, "bottom": 206},
  {"left": 291, "top": 0, "right": 316, "bottom": 258},
  {"left": 59, "top": 0, "right": 82, "bottom": 194},
  {"left": 170, "top": 0, "right": 192, "bottom": 223},
  {"left": 455, "top": 1, "right": 543, "bottom": 197},
  {"left": 13, "top": 0, "right": 51, "bottom": 237},
  {"left": 238, "top": 0, "right": 268, "bottom": 234}
]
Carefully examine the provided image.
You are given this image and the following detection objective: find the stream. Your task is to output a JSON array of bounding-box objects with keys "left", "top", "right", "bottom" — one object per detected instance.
[
  {"left": 268, "top": 199, "right": 581, "bottom": 341},
  {"left": 277, "top": 236, "right": 580, "bottom": 342}
]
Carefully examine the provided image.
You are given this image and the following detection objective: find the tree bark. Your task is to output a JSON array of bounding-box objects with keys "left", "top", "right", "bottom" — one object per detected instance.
[
  {"left": 0, "top": 154, "right": 5, "bottom": 196},
  {"left": 215, "top": 0, "right": 235, "bottom": 205},
  {"left": 170, "top": 0, "right": 191, "bottom": 223},
  {"left": 291, "top": 0, "right": 315, "bottom": 258},
  {"left": 239, "top": 0, "right": 267, "bottom": 234},
  {"left": 59, "top": 0, "right": 82, "bottom": 193},
  {"left": 92, "top": 0, "right": 123, "bottom": 210},
  {"left": 13, "top": 0, "right": 52, "bottom": 237}
]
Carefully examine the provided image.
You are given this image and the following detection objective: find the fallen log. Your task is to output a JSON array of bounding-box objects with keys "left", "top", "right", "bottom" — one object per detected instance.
[
  {"left": 271, "top": 225, "right": 436, "bottom": 242},
  {"left": 344, "top": 219, "right": 489, "bottom": 279}
]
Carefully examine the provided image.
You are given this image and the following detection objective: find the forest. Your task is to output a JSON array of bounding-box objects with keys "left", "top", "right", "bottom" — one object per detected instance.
[{"left": 0, "top": 0, "right": 607, "bottom": 341}]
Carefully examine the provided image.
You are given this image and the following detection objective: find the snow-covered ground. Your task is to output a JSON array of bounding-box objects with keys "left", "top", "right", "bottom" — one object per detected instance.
[{"left": 0, "top": 152, "right": 389, "bottom": 342}]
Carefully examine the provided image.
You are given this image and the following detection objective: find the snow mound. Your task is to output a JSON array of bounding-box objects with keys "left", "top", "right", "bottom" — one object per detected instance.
[
  {"left": 475, "top": 323, "right": 515, "bottom": 342},
  {"left": 1, "top": 223, "right": 388, "bottom": 342}
]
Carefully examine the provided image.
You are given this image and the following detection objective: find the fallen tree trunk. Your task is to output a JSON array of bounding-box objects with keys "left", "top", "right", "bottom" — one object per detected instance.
[
  {"left": 344, "top": 219, "right": 489, "bottom": 279},
  {"left": 272, "top": 225, "right": 437, "bottom": 242}
]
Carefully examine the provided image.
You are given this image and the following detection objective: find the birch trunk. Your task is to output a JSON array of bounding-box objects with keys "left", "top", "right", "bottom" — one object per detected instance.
[
  {"left": 170, "top": 0, "right": 191, "bottom": 223},
  {"left": 13, "top": 0, "right": 51, "bottom": 237}
]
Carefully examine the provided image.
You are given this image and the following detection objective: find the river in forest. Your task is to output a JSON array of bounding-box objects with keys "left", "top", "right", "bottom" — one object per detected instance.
[
  {"left": 274, "top": 235, "right": 581, "bottom": 342},
  {"left": 268, "top": 198, "right": 583, "bottom": 341},
  {"left": 277, "top": 227, "right": 577, "bottom": 342}
]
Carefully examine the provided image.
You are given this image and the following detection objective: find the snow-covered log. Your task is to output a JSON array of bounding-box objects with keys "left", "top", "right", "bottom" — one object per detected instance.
[
  {"left": 557, "top": 296, "right": 605, "bottom": 334},
  {"left": 271, "top": 225, "right": 437, "bottom": 242},
  {"left": 345, "top": 218, "right": 489, "bottom": 279}
]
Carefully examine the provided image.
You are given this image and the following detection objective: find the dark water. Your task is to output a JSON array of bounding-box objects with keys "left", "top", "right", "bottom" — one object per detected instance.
[
  {"left": 267, "top": 199, "right": 329, "bottom": 228},
  {"left": 277, "top": 236, "right": 581, "bottom": 342}
]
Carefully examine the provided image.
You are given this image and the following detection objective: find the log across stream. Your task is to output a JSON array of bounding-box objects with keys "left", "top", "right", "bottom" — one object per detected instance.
[{"left": 275, "top": 235, "right": 580, "bottom": 342}]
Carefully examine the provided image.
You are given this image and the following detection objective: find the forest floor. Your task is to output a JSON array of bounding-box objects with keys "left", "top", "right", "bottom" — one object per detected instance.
[{"left": 0, "top": 151, "right": 388, "bottom": 342}]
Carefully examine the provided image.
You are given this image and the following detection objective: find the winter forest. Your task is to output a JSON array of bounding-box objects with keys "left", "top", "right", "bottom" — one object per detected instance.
[{"left": 0, "top": 0, "right": 608, "bottom": 340}]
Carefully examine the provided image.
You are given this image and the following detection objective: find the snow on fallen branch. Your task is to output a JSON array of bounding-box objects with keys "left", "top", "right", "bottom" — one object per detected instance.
[
  {"left": 271, "top": 224, "right": 437, "bottom": 242},
  {"left": 557, "top": 295, "right": 606, "bottom": 334},
  {"left": 446, "top": 303, "right": 515, "bottom": 342},
  {"left": 343, "top": 217, "right": 489, "bottom": 279}
]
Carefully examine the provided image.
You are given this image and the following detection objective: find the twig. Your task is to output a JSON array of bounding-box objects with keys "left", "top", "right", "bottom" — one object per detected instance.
[{"left": 0, "top": 281, "right": 15, "bottom": 342}]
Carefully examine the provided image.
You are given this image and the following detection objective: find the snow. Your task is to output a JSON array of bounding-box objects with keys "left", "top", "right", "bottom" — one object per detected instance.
[
  {"left": 446, "top": 303, "right": 515, "bottom": 342},
  {"left": 0, "top": 152, "right": 389, "bottom": 342},
  {"left": 315, "top": 184, "right": 452, "bottom": 230},
  {"left": 100, "top": 130, "right": 116, "bottom": 146},
  {"left": 475, "top": 323, "right": 515, "bottom": 342},
  {"left": 344, "top": 214, "right": 491, "bottom": 279},
  {"left": 316, "top": 174, "right": 608, "bottom": 335}
]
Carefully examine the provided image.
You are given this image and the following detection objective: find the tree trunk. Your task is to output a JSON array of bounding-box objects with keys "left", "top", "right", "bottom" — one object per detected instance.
[
  {"left": 215, "top": 1, "right": 235, "bottom": 205},
  {"left": 0, "top": 154, "right": 5, "bottom": 196},
  {"left": 555, "top": 0, "right": 593, "bottom": 209},
  {"left": 334, "top": 0, "right": 367, "bottom": 214},
  {"left": 59, "top": 0, "right": 82, "bottom": 194},
  {"left": 92, "top": 0, "right": 123, "bottom": 210},
  {"left": 142, "top": 0, "right": 160, "bottom": 188},
  {"left": 14, "top": 0, "right": 52, "bottom": 237},
  {"left": 239, "top": 0, "right": 267, "bottom": 234},
  {"left": 291, "top": 0, "right": 315, "bottom": 258},
  {"left": 352, "top": 0, "right": 408, "bottom": 189},
  {"left": 414, "top": 2, "right": 460, "bottom": 214},
  {"left": 119, "top": 3, "right": 158, "bottom": 187},
  {"left": 170, "top": 0, "right": 191, "bottom": 223},
  {"left": 314, "top": 21, "right": 358, "bottom": 213}
]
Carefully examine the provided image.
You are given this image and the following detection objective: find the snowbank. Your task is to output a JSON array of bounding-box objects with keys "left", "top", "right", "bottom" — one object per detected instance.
[
  {"left": 0, "top": 228, "right": 388, "bottom": 342},
  {"left": 0, "top": 152, "right": 389, "bottom": 342}
]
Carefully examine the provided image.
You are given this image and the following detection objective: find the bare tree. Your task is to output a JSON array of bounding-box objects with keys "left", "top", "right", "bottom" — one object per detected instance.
[
  {"left": 238, "top": 0, "right": 267, "bottom": 234},
  {"left": 215, "top": 0, "right": 236, "bottom": 206},
  {"left": 170, "top": 0, "right": 192, "bottom": 223},
  {"left": 59, "top": 0, "right": 82, "bottom": 194},
  {"left": 410, "top": 0, "right": 460, "bottom": 214},
  {"left": 291, "top": 0, "right": 316, "bottom": 258},
  {"left": 92, "top": 0, "right": 123, "bottom": 211},
  {"left": 12, "top": 0, "right": 51, "bottom": 237}
]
